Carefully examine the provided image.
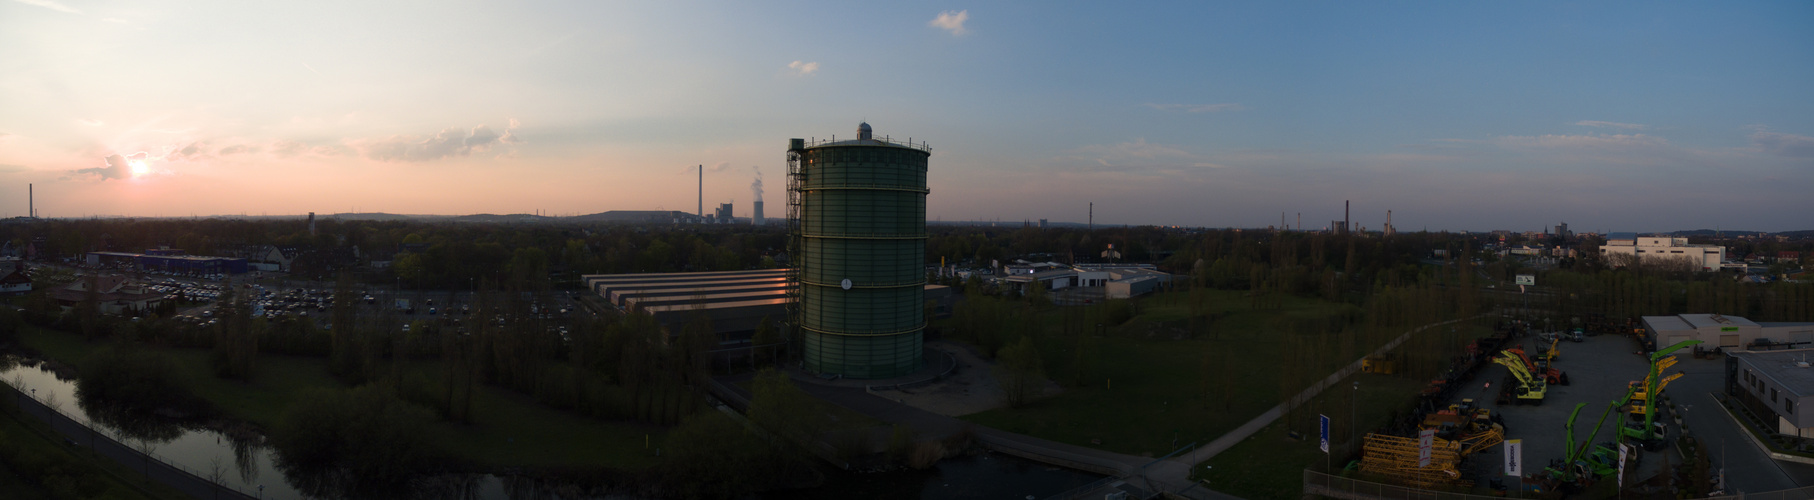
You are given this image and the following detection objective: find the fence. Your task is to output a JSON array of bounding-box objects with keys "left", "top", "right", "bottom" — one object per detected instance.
[
  {"left": 1304, "top": 469, "right": 1814, "bottom": 500},
  {"left": 1303, "top": 469, "right": 1517, "bottom": 500},
  {"left": 3, "top": 382, "right": 258, "bottom": 500}
]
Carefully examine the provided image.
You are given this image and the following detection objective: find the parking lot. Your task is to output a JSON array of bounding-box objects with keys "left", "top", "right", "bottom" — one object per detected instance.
[
  {"left": 1456, "top": 332, "right": 1814, "bottom": 494},
  {"left": 1464, "top": 332, "right": 1664, "bottom": 491}
]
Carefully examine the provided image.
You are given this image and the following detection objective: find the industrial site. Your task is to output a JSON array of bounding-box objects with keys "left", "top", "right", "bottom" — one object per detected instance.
[
  {"left": 2, "top": 121, "right": 1811, "bottom": 500},
  {"left": 4, "top": 2, "right": 1813, "bottom": 499}
]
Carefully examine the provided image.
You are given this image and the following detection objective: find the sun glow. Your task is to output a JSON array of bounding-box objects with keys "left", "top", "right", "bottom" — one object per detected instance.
[{"left": 129, "top": 160, "right": 149, "bottom": 177}]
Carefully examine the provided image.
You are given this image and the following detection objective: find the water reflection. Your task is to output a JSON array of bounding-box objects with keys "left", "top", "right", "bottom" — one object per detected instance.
[
  {"left": 77, "top": 393, "right": 184, "bottom": 444},
  {"left": 229, "top": 429, "right": 261, "bottom": 484},
  {"left": 6, "top": 354, "right": 1094, "bottom": 500}
]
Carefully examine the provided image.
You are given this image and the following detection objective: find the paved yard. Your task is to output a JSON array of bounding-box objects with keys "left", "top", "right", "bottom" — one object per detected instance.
[{"left": 1452, "top": 333, "right": 1814, "bottom": 493}]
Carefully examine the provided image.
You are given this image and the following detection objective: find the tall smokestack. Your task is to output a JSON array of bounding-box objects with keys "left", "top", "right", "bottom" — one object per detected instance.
[
  {"left": 1089, "top": 202, "right": 1093, "bottom": 232},
  {"left": 1344, "top": 200, "right": 1350, "bottom": 235},
  {"left": 698, "top": 165, "right": 703, "bottom": 221},
  {"left": 28, "top": 184, "right": 32, "bottom": 219}
]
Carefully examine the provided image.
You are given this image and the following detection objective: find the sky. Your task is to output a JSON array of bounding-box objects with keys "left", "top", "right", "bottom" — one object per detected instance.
[{"left": 1, "top": 1, "right": 1811, "bottom": 232}]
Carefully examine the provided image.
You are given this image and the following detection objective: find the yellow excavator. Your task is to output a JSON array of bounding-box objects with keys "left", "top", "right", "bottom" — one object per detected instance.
[{"left": 1492, "top": 351, "right": 1547, "bottom": 405}]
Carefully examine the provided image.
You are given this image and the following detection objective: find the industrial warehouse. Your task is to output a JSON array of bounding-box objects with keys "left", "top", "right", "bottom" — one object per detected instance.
[
  {"left": 84, "top": 249, "right": 249, "bottom": 276},
  {"left": 579, "top": 268, "right": 952, "bottom": 346}
]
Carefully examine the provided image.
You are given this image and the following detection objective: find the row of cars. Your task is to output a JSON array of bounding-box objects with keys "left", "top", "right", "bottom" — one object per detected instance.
[{"left": 146, "top": 279, "right": 224, "bottom": 303}]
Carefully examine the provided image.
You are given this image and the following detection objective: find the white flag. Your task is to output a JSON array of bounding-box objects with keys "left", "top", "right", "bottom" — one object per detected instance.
[{"left": 1504, "top": 439, "right": 1522, "bottom": 477}]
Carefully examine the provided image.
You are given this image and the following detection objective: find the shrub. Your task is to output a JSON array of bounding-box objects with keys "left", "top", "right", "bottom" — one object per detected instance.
[{"left": 270, "top": 385, "right": 444, "bottom": 498}]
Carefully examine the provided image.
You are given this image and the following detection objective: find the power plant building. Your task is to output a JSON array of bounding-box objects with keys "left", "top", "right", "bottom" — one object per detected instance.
[{"left": 788, "top": 122, "right": 931, "bottom": 379}]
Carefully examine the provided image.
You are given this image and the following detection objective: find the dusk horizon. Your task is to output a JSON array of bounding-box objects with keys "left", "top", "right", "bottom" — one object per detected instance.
[{"left": 4, "top": 2, "right": 1811, "bottom": 231}]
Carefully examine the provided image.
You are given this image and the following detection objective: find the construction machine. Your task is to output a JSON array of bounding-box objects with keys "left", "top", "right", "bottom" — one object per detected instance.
[
  {"left": 1491, "top": 351, "right": 1547, "bottom": 405},
  {"left": 1540, "top": 388, "right": 1637, "bottom": 491},
  {"left": 1537, "top": 336, "right": 1562, "bottom": 362},
  {"left": 1504, "top": 345, "right": 1569, "bottom": 385},
  {"left": 1620, "top": 340, "right": 1701, "bottom": 451}
]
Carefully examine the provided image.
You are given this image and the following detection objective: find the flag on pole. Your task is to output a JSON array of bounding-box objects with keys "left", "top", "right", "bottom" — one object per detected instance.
[
  {"left": 1418, "top": 429, "right": 1435, "bottom": 467},
  {"left": 1319, "top": 415, "right": 1330, "bottom": 453},
  {"left": 1504, "top": 439, "right": 1523, "bottom": 476}
]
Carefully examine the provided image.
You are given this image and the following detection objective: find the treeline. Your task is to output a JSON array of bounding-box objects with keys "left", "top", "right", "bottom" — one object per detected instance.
[{"left": 2, "top": 218, "right": 786, "bottom": 289}]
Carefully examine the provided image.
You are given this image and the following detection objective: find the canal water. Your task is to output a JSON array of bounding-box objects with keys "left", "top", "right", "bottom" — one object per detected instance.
[
  {"left": 788, "top": 452, "right": 1104, "bottom": 500},
  {"left": 3, "top": 357, "right": 1100, "bottom": 499}
]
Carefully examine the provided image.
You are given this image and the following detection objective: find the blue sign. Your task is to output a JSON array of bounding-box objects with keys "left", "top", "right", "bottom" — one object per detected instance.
[{"left": 1319, "top": 415, "right": 1330, "bottom": 453}]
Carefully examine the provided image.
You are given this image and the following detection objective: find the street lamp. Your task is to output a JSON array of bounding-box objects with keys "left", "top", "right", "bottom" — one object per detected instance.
[{"left": 1351, "top": 382, "right": 1359, "bottom": 450}]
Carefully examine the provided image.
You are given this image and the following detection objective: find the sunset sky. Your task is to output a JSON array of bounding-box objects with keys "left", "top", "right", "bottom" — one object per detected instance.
[{"left": 2, "top": 1, "right": 1810, "bottom": 232}]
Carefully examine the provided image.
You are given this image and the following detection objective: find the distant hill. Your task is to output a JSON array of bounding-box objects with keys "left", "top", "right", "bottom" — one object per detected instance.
[
  {"left": 328, "top": 212, "right": 417, "bottom": 221},
  {"left": 1670, "top": 229, "right": 1769, "bottom": 237},
  {"left": 567, "top": 210, "right": 699, "bottom": 223},
  {"left": 447, "top": 213, "right": 557, "bottom": 223}
]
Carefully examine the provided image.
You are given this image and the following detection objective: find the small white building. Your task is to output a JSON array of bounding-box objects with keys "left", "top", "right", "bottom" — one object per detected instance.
[{"left": 1602, "top": 236, "right": 1725, "bottom": 271}]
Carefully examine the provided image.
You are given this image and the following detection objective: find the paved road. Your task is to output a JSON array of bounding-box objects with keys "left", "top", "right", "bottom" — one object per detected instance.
[
  {"left": 6, "top": 387, "right": 255, "bottom": 500},
  {"left": 1668, "top": 354, "right": 1814, "bottom": 493}
]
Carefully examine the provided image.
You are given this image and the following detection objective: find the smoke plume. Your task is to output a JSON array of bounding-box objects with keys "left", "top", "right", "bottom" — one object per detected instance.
[{"left": 750, "top": 166, "right": 763, "bottom": 203}]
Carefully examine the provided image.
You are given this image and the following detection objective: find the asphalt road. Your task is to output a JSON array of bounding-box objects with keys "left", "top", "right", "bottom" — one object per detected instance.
[{"left": 1668, "top": 353, "right": 1814, "bottom": 493}]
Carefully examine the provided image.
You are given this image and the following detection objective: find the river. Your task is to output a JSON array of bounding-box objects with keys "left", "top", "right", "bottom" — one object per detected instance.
[{"left": 3, "top": 357, "right": 1100, "bottom": 499}]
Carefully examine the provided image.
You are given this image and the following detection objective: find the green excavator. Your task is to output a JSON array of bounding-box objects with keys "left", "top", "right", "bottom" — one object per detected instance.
[
  {"left": 1620, "top": 339, "right": 1699, "bottom": 451},
  {"left": 1535, "top": 340, "right": 1700, "bottom": 492}
]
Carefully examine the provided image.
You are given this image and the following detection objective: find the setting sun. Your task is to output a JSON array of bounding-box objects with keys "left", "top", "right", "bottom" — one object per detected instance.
[{"left": 129, "top": 160, "right": 148, "bottom": 177}]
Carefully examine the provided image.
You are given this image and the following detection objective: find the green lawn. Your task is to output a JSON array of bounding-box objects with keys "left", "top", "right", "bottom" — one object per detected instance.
[
  {"left": 962, "top": 289, "right": 1374, "bottom": 457},
  {"left": 18, "top": 326, "right": 665, "bottom": 471},
  {"left": 1189, "top": 372, "right": 1428, "bottom": 500}
]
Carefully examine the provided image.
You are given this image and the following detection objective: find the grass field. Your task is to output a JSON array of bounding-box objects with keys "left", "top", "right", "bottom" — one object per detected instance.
[
  {"left": 1189, "top": 322, "right": 1499, "bottom": 499},
  {"left": 18, "top": 326, "right": 666, "bottom": 471},
  {"left": 1188, "top": 372, "right": 1428, "bottom": 499},
  {"left": 961, "top": 289, "right": 1376, "bottom": 457}
]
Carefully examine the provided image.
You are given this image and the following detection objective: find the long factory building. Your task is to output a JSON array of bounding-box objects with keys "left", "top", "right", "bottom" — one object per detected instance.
[{"left": 581, "top": 269, "right": 952, "bottom": 345}]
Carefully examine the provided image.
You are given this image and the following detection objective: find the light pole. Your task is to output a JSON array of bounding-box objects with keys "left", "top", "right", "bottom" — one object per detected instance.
[{"left": 1351, "top": 382, "right": 1359, "bottom": 451}]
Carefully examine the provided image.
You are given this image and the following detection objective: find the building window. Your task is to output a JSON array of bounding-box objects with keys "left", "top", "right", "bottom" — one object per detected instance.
[
  {"left": 1771, "top": 388, "right": 1778, "bottom": 402},
  {"left": 1789, "top": 400, "right": 1796, "bottom": 415}
]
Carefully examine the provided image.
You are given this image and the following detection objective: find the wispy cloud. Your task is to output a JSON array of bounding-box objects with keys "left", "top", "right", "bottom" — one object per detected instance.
[
  {"left": 499, "top": 118, "right": 524, "bottom": 144},
  {"left": 0, "top": 132, "right": 12, "bottom": 144},
  {"left": 1492, "top": 134, "right": 1666, "bottom": 150},
  {"left": 71, "top": 155, "right": 130, "bottom": 181},
  {"left": 1144, "top": 103, "right": 1245, "bottom": 113},
  {"left": 216, "top": 144, "right": 259, "bottom": 156},
  {"left": 13, "top": 0, "right": 82, "bottom": 14},
  {"left": 787, "top": 60, "right": 819, "bottom": 76},
  {"left": 1750, "top": 128, "right": 1814, "bottom": 158},
  {"left": 349, "top": 120, "right": 521, "bottom": 162},
  {"left": 272, "top": 140, "right": 352, "bottom": 158},
  {"left": 77, "top": 119, "right": 104, "bottom": 127},
  {"left": 1575, "top": 120, "right": 1647, "bottom": 130},
  {"left": 1061, "top": 139, "right": 1208, "bottom": 172},
  {"left": 929, "top": 10, "right": 969, "bottom": 36}
]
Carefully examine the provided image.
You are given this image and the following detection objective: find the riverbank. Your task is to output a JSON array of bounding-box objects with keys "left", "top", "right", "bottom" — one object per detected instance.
[{"left": 0, "top": 387, "right": 195, "bottom": 500}]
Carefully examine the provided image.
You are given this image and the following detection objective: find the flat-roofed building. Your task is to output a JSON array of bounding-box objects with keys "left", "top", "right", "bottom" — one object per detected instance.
[
  {"left": 1643, "top": 314, "right": 1814, "bottom": 351},
  {"left": 1602, "top": 236, "right": 1726, "bottom": 271},
  {"left": 1726, "top": 348, "right": 1814, "bottom": 437},
  {"left": 582, "top": 269, "right": 952, "bottom": 346}
]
